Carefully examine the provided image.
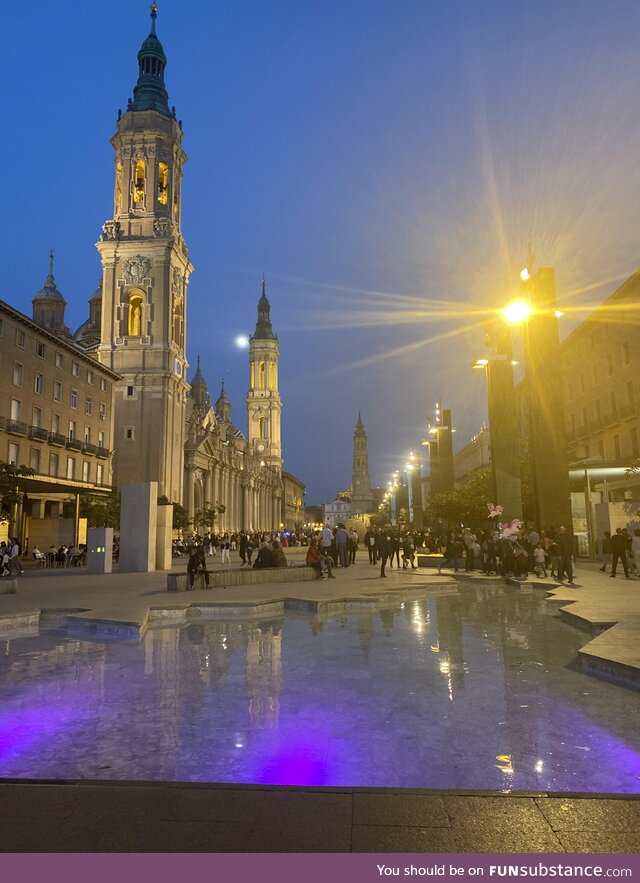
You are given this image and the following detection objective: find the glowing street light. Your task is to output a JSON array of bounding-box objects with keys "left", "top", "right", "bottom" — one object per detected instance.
[
  {"left": 502, "top": 300, "right": 533, "bottom": 325},
  {"left": 235, "top": 334, "right": 249, "bottom": 349}
]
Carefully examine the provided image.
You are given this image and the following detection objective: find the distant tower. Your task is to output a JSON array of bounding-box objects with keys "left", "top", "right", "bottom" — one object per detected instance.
[
  {"left": 95, "top": 5, "right": 193, "bottom": 502},
  {"left": 32, "top": 252, "right": 72, "bottom": 338},
  {"left": 351, "top": 412, "right": 373, "bottom": 514},
  {"left": 246, "top": 276, "right": 282, "bottom": 471}
]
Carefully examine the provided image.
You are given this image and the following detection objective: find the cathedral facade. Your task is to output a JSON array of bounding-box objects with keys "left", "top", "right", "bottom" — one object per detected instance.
[{"left": 76, "top": 6, "right": 292, "bottom": 531}]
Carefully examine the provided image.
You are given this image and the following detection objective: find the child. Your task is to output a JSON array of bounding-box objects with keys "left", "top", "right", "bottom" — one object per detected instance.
[{"left": 533, "top": 542, "right": 547, "bottom": 578}]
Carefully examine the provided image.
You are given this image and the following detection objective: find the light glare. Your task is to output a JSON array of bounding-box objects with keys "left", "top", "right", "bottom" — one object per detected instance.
[{"left": 502, "top": 300, "right": 533, "bottom": 324}]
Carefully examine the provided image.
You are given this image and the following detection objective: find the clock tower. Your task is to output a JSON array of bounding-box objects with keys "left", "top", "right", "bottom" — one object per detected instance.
[
  {"left": 96, "top": 5, "right": 192, "bottom": 502},
  {"left": 246, "top": 277, "right": 282, "bottom": 472}
]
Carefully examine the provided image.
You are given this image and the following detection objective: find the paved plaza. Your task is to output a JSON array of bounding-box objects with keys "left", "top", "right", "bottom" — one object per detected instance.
[{"left": 0, "top": 552, "right": 638, "bottom": 853}]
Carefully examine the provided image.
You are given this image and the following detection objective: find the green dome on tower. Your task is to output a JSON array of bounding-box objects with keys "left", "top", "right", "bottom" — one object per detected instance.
[{"left": 129, "top": 4, "right": 172, "bottom": 117}]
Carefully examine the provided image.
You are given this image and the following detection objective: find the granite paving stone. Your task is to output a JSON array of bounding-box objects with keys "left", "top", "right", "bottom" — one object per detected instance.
[
  {"left": 536, "top": 797, "right": 640, "bottom": 831},
  {"left": 351, "top": 824, "right": 457, "bottom": 853},
  {"left": 557, "top": 831, "right": 640, "bottom": 853},
  {"left": 353, "top": 793, "right": 450, "bottom": 827}
]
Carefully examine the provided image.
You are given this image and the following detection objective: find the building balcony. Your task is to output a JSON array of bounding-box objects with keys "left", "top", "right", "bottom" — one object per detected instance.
[
  {"left": 66, "top": 438, "right": 83, "bottom": 452},
  {"left": 28, "top": 426, "right": 49, "bottom": 441},
  {"left": 96, "top": 446, "right": 110, "bottom": 459},
  {"left": 48, "top": 432, "right": 66, "bottom": 447},
  {"left": 82, "top": 442, "right": 98, "bottom": 455},
  {"left": 7, "top": 420, "right": 28, "bottom": 437}
]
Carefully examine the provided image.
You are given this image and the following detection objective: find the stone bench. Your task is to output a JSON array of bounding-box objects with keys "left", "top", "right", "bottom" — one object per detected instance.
[
  {"left": 0, "top": 578, "right": 18, "bottom": 595},
  {"left": 416, "top": 553, "right": 446, "bottom": 573},
  {"left": 167, "top": 565, "right": 317, "bottom": 592}
]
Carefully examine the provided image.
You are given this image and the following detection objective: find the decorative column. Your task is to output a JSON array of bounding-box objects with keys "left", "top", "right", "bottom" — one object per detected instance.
[{"left": 185, "top": 464, "right": 195, "bottom": 522}]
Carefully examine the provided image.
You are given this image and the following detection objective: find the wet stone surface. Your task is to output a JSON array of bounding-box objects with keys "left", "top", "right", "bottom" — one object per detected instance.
[{"left": 0, "top": 584, "right": 638, "bottom": 792}]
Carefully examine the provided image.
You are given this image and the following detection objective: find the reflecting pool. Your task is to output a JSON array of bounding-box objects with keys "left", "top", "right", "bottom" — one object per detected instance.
[{"left": 1, "top": 585, "right": 638, "bottom": 791}]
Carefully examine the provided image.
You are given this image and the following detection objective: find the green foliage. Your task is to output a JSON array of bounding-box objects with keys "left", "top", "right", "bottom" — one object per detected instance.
[
  {"left": 79, "top": 492, "right": 120, "bottom": 528},
  {"left": 194, "top": 502, "right": 226, "bottom": 531},
  {"left": 427, "top": 468, "right": 492, "bottom": 529},
  {"left": 0, "top": 461, "right": 35, "bottom": 523},
  {"left": 171, "top": 502, "right": 192, "bottom": 531},
  {"left": 626, "top": 459, "right": 640, "bottom": 478}
]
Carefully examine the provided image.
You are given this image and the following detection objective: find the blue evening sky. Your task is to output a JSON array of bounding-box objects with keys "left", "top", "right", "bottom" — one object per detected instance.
[{"left": 3, "top": 1, "right": 640, "bottom": 502}]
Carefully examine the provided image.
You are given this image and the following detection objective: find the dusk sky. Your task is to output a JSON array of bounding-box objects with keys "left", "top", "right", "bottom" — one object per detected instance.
[{"left": 4, "top": 0, "right": 640, "bottom": 503}]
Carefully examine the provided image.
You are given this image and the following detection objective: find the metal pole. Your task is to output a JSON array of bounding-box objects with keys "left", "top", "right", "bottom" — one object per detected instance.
[{"left": 584, "top": 468, "right": 595, "bottom": 560}]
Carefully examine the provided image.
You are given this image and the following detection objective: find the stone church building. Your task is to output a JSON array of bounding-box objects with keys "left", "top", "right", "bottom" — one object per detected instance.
[{"left": 64, "top": 6, "right": 295, "bottom": 531}]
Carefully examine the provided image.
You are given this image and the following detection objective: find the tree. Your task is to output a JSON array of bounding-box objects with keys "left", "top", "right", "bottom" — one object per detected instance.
[
  {"left": 0, "top": 461, "right": 35, "bottom": 523},
  {"left": 158, "top": 495, "right": 192, "bottom": 532},
  {"left": 427, "top": 468, "right": 492, "bottom": 530},
  {"left": 194, "top": 502, "right": 226, "bottom": 532},
  {"left": 626, "top": 459, "right": 640, "bottom": 478},
  {"left": 79, "top": 492, "right": 120, "bottom": 528}
]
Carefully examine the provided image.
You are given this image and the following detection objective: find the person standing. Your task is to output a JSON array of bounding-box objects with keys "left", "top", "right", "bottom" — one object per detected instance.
[
  {"left": 349, "top": 528, "right": 359, "bottom": 565},
  {"left": 389, "top": 531, "right": 401, "bottom": 569},
  {"left": 610, "top": 528, "right": 631, "bottom": 579},
  {"left": 556, "top": 526, "right": 575, "bottom": 585},
  {"left": 335, "top": 523, "right": 350, "bottom": 568},
  {"left": 220, "top": 532, "right": 231, "bottom": 565},
  {"left": 321, "top": 524, "right": 334, "bottom": 562},
  {"left": 365, "top": 528, "right": 377, "bottom": 564},
  {"left": 378, "top": 528, "right": 392, "bottom": 577},
  {"left": 238, "top": 531, "right": 248, "bottom": 566},
  {"left": 631, "top": 529, "right": 640, "bottom": 577}
]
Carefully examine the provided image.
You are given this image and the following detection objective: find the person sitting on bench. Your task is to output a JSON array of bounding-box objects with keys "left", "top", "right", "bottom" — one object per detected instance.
[{"left": 187, "top": 547, "right": 210, "bottom": 588}]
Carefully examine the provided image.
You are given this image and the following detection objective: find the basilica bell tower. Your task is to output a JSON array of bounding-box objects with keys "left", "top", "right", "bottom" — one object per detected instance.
[
  {"left": 96, "top": 5, "right": 192, "bottom": 502},
  {"left": 246, "top": 277, "right": 282, "bottom": 472}
]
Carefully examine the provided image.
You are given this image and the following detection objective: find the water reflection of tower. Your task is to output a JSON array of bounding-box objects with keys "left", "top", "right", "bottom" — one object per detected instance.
[
  {"left": 435, "top": 595, "right": 466, "bottom": 696},
  {"left": 246, "top": 620, "right": 282, "bottom": 729},
  {"left": 357, "top": 615, "right": 374, "bottom": 661}
]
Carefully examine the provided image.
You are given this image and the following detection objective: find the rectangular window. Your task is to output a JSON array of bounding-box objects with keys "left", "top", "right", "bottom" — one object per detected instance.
[
  {"left": 34, "top": 372, "right": 43, "bottom": 394},
  {"left": 0, "top": 318, "right": 3, "bottom": 336},
  {"left": 51, "top": 414, "right": 60, "bottom": 434},
  {"left": 100, "top": 378, "right": 107, "bottom": 392},
  {"left": 631, "top": 428, "right": 639, "bottom": 458},
  {"left": 623, "top": 341, "right": 631, "bottom": 365},
  {"left": 97, "top": 463, "right": 104, "bottom": 485},
  {"left": 8, "top": 443, "right": 19, "bottom": 465},
  {"left": 85, "top": 396, "right": 93, "bottom": 415},
  {"left": 607, "top": 354, "right": 613, "bottom": 376},
  {"left": 72, "top": 362, "right": 79, "bottom": 377},
  {"left": 582, "top": 407, "right": 587, "bottom": 426},
  {"left": 570, "top": 413, "right": 575, "bottom": 432},
  {"left": 15, "top": 329, "right": 25, "bottom": 348},
  {"left": 125, "top": 427, "right": 135, "bottom": 440},
  {"left": 68, "top": 420, "right": 76, "bottom": 440},
  {"left": 99, "top": 402, "right": 106, "bottom": 420},
  {"left": 66, "top": 457, "right": 75, "bottom": 480},
  {"left": 55, "top": 352, "right": 63, "bottom": 368},
  {"left": 614, "top": 434, "right": 621, "bottom": 460},
  {"left": 36, "top": 342, "right": 45, "bottom": 359},
  {"left": 84, "top": 426, "right": 91, "bottom": 444},
  {"left": 627, "top": 380, "right": 634, "bottom": 408},
  {"left": 32, "top": 406, "right": 42, "bottom": 428},
  {"left": 10, "top": 399, "right": 21, "bottom": 421},
  {"left": 595, "top": 399, "right": 601, "bottom": 419},
  {"left": 82, "top": 461, "right": 90, "bottom": 482},
  {"left": 53, "top": 381, "right": 62, "bottom": 402},
  {"left": 568, "top": 383, "right": 574, "bottom": 402},
  {"left": 87, "top": 370, "right": 94, "bottom": 385},
  {"left": 13, "top": 362, "right": 23, "bottom": 386},
  {"left": 29, "top": 447, "right": 40, "bottom": 472},
  {"left": 70, "top": 388, "right": 78, "bottom": 409},
  {"left": 592, "top": 364, "right": 598, "bottom": 384},
  {"left": 610, "top": 390, "right": 617, "bottom": 413},
  {"left": 49, "top": 452, "right": 59, "bottom": 477},
  {"left": 127, "top": 385, "right": 134, "bottom": 397},
  {"left": 598, "top": 439, "right": 605, "bottom": 460},
  {"left": 98, "top": 430, "right": 105, "bottom": 447}
]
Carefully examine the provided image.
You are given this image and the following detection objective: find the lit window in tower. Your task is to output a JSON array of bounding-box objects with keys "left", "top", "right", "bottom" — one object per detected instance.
[
  {"left": 115, "top": 161, "right": 122, "bottom": 213},
  {"left": 259, "top": 362, "right": 265, "bottom": 388},
  {"left": 133, "top": 160, "right": 145, "bottom": 204},
  {"left": 157, "top": 162, "right": 169, "bottom": 205},
  {"left": 250, "top": 363, "right": 255, "bottom": 388},
  {"left": 128, "top": 293, "right": 143, "bottom": 337},
  {"left": 269, "top": 363, "right": 275, "bottom": 389},
  {"left": 259, "top": 417, "right": 268, "bottom": 439}
]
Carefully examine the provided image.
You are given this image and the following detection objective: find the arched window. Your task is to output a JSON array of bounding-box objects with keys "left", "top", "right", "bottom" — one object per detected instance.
[
  {"left": 259, "top": 417, "right": 268, "bottom": 439},
  {"left": 115, "top": 161, "right": 122, "bottom": 213},
  {"left": 128, "top": 293, "right": 143, "bottom": 337},
  {"left": 259, "top": 362, "right": 265, "bottom": 388},
  {"left": 157, "top": 162, "right": 169, "bottom": 205},
  {"left": 133, "top": 160, "right": 145, "bottom": 204},
  {"left": 250, "top": 363, "right": 255, "bottom": 388},
  {"left": 269, "top": 363, "right": 275, "bottom": 389}
]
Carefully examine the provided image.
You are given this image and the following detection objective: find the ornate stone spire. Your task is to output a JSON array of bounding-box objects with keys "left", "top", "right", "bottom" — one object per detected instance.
[
  {"left": 128, "top": 4, "right": 171, "bottom": 117},
  {"left": 189, "top": 355, "right": 210, "bottom": 408},
  {"left": 252, "top": 275, "right": 276, "bottom": 340},
  {"left": 32, "top": 251, "right": 71, "bottom": 336},
  {"left": 216, "top": 377, "right": 231, "bottom": 421}
]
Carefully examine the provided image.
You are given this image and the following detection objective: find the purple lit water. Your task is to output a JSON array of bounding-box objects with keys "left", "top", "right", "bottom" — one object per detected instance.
[{"left": 0, "top": 587, "right": 638, "bottom": 792}]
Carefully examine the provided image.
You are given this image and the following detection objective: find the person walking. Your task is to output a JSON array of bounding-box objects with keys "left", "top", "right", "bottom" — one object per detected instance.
[
  {"left": 220, "top": 532, "right": 231, "bottom": 565},
  {"left": 238, "top": 531, "right": 248, "bottom": 566},
  {"left": 599, "top": 531, "right": 613, "bottom": 573},
  {"left": 556, "top": 526, "right": 575, "bottom": 585},
  {"left": 378, "top": 528, "right": 392, "bottom": 578},
  {"left": 335, "top": 523, "right": 350, "bottom": 568},
  {"left": 389, "top": 531, "right": 401, "bottom": 569},
  {"left": 610, "top": 528, "right": 631, "bottom": 579}
]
